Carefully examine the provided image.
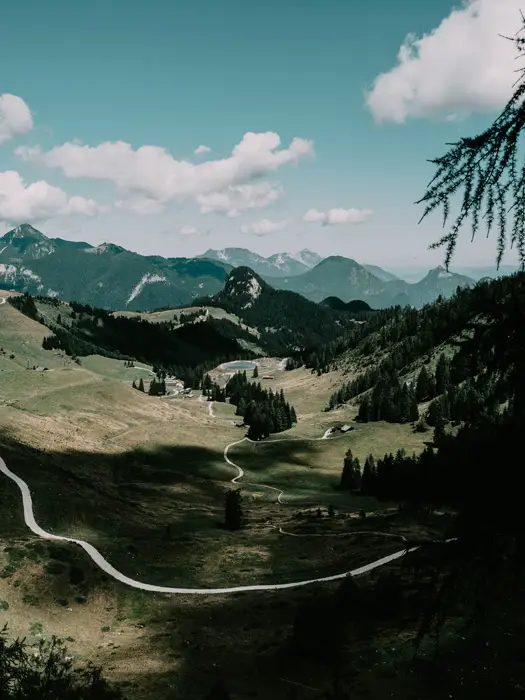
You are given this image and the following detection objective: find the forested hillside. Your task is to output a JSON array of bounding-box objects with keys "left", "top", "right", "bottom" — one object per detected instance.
[
  {"left": 195, "top": 266, "right": 364, "bottom": 355},
  {"left": 9, "top": 294, "right": 257, "bottom": 387},
  {"left": 325, "top": 273, "right": 525, "bottom": 429}
]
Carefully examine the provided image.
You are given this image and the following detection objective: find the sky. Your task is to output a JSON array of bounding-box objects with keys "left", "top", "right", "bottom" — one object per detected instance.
[{"left": 0, "top": 0, "right": 523, "bottom": 267}]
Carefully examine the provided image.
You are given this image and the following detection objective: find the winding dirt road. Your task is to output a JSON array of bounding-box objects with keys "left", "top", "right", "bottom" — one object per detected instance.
[{"left": 0, "top": 398, "right": 419, "bottom": 594}]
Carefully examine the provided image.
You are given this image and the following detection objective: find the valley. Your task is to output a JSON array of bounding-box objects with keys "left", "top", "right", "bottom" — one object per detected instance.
[
  {"left": 0, "top": 289, "right": 443, "bottom": 699},
  {"left": 4, "top": 5, "right": 525, "bottom": 699}
]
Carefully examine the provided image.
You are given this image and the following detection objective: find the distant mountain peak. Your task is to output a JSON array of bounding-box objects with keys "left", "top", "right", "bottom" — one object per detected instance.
[
  {"left": 224, "top": 266, "right": 265, "bottom": 307},
  {"left": 89, "top": 242, "right": 127, "bottom": 255},
  {"left": 2, "top": 224, "right": 48, "bottom": 243},
  {"left": 200, "top": 247, "right": 323, "bottom": 277}
]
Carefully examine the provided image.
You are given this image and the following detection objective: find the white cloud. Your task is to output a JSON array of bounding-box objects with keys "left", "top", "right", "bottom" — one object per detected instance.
[
  {"left": 0, "top": 170, "right": 103, "bottom": 223},
  {"left": 115, "top": 196, "right": 166, "bottom": 216},
  {"left": 0, "top": 94, "right": 33, "bottom": 144},
  {"left": 303, "top": 207, "right": 372, "bottom": 225},
  {"left": 240, "top": 218, "right": 292, "bottom": 235},
  {"left": 17, "top": 132, "right": 313, "bottom": 214},
  {"left": 194, "top": 144, "right": 211, "bottom": 155},
  {"left": 179, "top": 225, "right": 210, "bottom": 236},
  {"left": 197, "top": 181, "right": 283, "bottom": 217},
  {"left": 303, "top": 208, "right": 327, "bottom": 223},
  {"left": 366, "top": 0, "right": 522, "bottom": 123}
]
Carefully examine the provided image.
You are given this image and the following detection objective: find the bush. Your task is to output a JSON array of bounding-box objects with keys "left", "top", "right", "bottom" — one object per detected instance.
[{"left": 0, "top": 624, "right": 125, "bottom": 699}]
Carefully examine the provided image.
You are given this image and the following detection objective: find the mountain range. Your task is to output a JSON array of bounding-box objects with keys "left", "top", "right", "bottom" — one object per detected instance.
[
  {"left": 199, "top": 247, "right": 323, "bottom": 277},
  {"left": 1, "top": 224, "right": 475, "bottom": 310},
  {"left": 266, "top": 256, "right": 475, "bottom": 308}
]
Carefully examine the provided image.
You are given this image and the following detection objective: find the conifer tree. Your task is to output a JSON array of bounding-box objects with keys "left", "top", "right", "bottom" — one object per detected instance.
[
  {"left": 252, "top": 365, "right": 259, "bottom": 379},
  {"left": 224, "top": 489, "right": 243, "bottom": 530},
  {"left": 426, "top": 398, "right": 444, "bottom": 427},
  {"left": 435, "top": 353, "right": 451, "bottom": 396},
  {"left": 358, "top": 395, "right": 372, "bottom": 422},
  {"left": 361, "top": 455, "right": 376, "bottom": 495},
  {"left": 416, "top": 366, "right": 431, "bottom": 402},
  {"left": 340, "top": 449, "right": 361, "bottom": 490},
  {"left": 132, "top": 379, "right": 137, "bottom": 389},
  {"left": 409, "top": 395, "right": 419, "bottom": 422},
  {"left": 138, "top": 377, "right": 145, "bottom": 392},
  {"left": 433, "top": 418, "right": 446, "bottom": 448}
]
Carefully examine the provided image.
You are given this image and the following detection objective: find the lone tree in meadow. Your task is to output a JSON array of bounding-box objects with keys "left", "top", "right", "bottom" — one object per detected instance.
[
  {"left": 138, "top": 377, "right": 145, "bottom": 392},
  {"left": 224, "top": 489, "right": 244, "bottom": 530},
  {"left": 252, "top": 364, "right": 259, "bottom": 379}
]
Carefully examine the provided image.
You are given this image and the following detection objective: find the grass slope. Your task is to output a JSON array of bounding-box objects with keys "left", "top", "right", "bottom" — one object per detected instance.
[{"left": 0, "top": 299, "right": 448, "bottom": 699}]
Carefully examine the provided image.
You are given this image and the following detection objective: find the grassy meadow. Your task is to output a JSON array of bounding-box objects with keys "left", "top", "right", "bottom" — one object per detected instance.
[{"left": 0, "top": 296, "right": 448, "bottom": 699}]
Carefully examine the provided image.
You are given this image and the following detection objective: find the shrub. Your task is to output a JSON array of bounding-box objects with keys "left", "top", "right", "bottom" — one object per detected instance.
[{"left": 0, "top": 624, "right": 125, "bottom": 699}]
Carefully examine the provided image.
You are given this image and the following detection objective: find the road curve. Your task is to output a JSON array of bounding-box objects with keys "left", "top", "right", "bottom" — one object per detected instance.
[{"left": 0, "top": 427, "right": 418, "bottom": 594}]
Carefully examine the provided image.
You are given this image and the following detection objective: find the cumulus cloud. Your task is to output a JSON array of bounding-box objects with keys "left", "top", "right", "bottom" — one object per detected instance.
[
  {"left": 17, "top": 132, "right": 313, "bottom": 214},
  {"left": 240, "top": 218, "right": 292, "bottom": 235},
  {"left": 178, "top": 225, "right": 210, "bottom": 236},
  {"left": 303, "top": 209, "right": 327, "bottom": 223},
  {"left": 366, "top": 0, "right": 522, "bottom": 123},
  {"left": 196, "top": 181, "right": 283, "bottom": 217},
  {"left": 0, "top": 170, "right": 104, "bottom": 223},
  {"left": 115, "top": 196, "right": 166, "bottom": 216},
  {"left": 0, "top": 94, "right": 33, "bottom": 144},
  {"left": 303, "top": 207, "right": 372, "bottom": 225},
  {"left": 194, "top": 144, "right": 211, "bottom": 155}
]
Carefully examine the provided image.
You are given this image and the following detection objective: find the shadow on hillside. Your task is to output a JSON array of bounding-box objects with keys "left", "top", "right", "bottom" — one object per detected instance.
[
  {"left": 0, "top": 430, "right": 348, "bottom": 590},
  {"left": 0, "top": 430, "right": 384, "bottom": 699}
]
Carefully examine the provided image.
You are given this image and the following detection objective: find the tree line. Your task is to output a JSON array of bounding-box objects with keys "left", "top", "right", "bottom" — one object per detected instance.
[{"left": 203, "top": 370, "right": 297, "bottom": 440}]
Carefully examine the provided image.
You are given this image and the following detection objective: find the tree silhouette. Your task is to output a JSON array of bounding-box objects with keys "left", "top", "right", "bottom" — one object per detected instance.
[{"left": 224, "top": 489, "right": 243, "bottom": 530}]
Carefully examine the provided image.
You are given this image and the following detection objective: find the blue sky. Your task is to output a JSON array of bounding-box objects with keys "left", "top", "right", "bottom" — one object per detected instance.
[{"left": 0, "top": 0, "right": 522, "bottom": 266}]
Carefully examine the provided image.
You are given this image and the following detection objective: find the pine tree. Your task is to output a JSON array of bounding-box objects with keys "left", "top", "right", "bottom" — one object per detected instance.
[
  {"left": 291, "top": 406, "right": 297, "bottom": 423},
  {"left": 416, "top": 366, "right": 431, "bottom": 402},
  {"left": 409, "top": 395, "right": 419, "bottom": 422},
  {"left": 340, "top": 449, "right": 361, "bottom": 490},
  {"left": 358, "top": 395, "right": 372, "bottom": 422},
  {"left": 433, "top": 417, "right": 446, "bottom": 448},
  {"left": 284, "top": 402, "right": 292, "bottom": 429},
  {"left": 236, "top": 397, "right": 246, "bottom": 416},
  {"left": 138, "top": 377, "right": 145, "bottom": 392},
  {"left": 353, "top": 457, "right": 362, "bottom": 490},
  {"left": 340, "top": 455, "right": 354, "bottom": 490},
  {"left": 361, "top": 455, "right": 376, "bottom": 495},
  {"left": 252, "top": 365, "right": 259, "bottom": 379},
  {"left": 435, "top": 353, "right": 451, "bottom": 396},
  {"left": 224, "top": 489, "right": 243, "bottom": 530},
  {"left": 132, "top": 379, "right": 137, "bottom": 389},
  {"left": 426, "top": 398, "right": 444, "bottom": 427}
]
